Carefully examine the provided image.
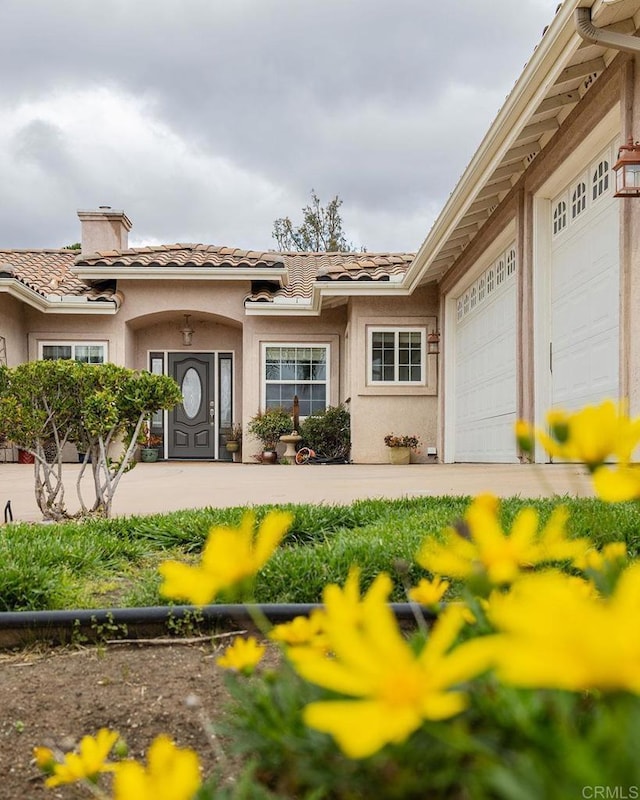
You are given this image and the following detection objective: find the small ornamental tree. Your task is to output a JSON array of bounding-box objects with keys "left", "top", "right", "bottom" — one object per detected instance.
[
  {"left": 0, "top": 360, "right": 83, "bottom": 519},
  {"left": 0, "top": 361, "right": 182, "bottom": 520},
  {"left": 73, "top": 364, "right": 182, "bottom": 517}
]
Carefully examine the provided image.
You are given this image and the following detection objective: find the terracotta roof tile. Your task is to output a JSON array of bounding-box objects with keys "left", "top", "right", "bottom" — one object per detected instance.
[
  {"left": 0, "top": 244, "right": 415, "bottom": 307},
  {"left": 245, "top": 251, "right": 414, "bottom": 303},
  {"left": 76, "top": 244, "right": 285, "bottom": 269},
  {"left": 0, "top": 249, "right": 87, "bottom": 297}
]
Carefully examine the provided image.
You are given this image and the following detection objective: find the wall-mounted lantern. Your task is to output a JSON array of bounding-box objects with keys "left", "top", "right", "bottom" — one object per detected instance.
[
  {"left": 427, "top": 330, "right": 441, "bottom": 356},
  {"left": 180, "top": 314, "right": 195, "bottom": 346},
  {"left": 613, "top": 136, "right": 640, "bottom": 197}
]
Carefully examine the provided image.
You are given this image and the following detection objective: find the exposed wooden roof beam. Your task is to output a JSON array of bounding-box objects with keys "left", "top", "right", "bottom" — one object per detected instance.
[
  {"left": 476, "top": 179, "right": 513, "bottom": 199},
  {"left": 554, "top": 56, "right": 605, "bottom": 85},
  {"left": 534, "top": 91, "right": 579, "bottom": 115},
  {"left": 458, "top": 209, "right": 492, "bottom": 226},
  {"left": 468, "top": 195, "right": 500, "bottom": 213},
  {"left": 517, "top": 117, "right": 560, "bottom": 141},
  {"left": 502, "top": 141, "right": 541, "bottom": 164}
]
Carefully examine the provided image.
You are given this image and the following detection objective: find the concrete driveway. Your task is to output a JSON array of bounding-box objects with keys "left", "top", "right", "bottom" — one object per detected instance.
[{"left": 0, "top": 461, "right": 595, "bottom": 523}]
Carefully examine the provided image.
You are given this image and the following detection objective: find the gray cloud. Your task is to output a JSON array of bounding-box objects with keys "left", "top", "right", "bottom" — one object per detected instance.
[{"left": 0, "top": 0, "right": 560, "bottom": 251}]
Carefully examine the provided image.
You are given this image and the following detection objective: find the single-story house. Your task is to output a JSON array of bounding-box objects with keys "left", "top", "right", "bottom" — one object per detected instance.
[{"left": 2, "top": 0, "right": 640, "bottom": 465}]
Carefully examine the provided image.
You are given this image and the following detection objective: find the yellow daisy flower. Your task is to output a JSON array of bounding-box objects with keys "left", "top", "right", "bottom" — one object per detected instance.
[{"left": 159, "top": 510, "right": 292, "bottom": 605}]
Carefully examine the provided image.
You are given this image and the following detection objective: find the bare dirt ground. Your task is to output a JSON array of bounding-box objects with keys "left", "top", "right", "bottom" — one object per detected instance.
[{"left": 0, "top": 637, "right": 270, "bottom": 800}]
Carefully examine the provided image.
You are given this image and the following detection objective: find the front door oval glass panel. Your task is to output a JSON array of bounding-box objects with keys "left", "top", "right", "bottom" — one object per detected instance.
[{"left": 182, "top": 367, "right": 202, "bottom": 419}]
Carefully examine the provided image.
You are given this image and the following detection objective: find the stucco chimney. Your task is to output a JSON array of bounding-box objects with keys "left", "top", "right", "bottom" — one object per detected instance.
[{"left": 77, "top": 207, "right": 132, "bottom": 255}]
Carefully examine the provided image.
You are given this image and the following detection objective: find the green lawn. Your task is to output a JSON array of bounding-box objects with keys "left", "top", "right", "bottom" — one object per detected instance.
[{"left": 1, "top": 496, "right": 638, "bottom": 611}]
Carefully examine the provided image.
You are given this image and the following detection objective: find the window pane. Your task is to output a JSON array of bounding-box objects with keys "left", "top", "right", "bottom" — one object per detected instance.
[
  {"left": 265, "top": 360, "right": 281, "bottom": 380},
  {"left": 311, "top": 362, "right": 326, "bottom": 380},
  {"left": 311, "top": 348, "right": 326, "bottom": 362},
  {"left": 279, "top": 359, "right": 294, "bottom": 380},
  {"left": 370, "top": 329, "right": 424, "bottom": 383},
  {"left": 42, "top": 345, "right": 72, "bottom": 360},
  {"left": 296, "top": 360, "right": 312, "bottom": 381},
  {"left": 264, "top": 345, "right": 327, "bottom": 413}
]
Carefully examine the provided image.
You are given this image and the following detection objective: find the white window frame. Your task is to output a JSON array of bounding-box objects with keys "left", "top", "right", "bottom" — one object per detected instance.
[
  {"left": 367, "top": 327, "right": 426, "bottom": 386},
  {"left": 38, "top": 341, "right": 109, "bottom": 363},
  {"left": 262, "top": 343, "right": 330, "bottom": 417}
]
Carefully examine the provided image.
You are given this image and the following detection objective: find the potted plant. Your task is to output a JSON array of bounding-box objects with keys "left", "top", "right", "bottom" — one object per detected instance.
[
  {"left": 384, "top": 433, "right": 420, "bottom": 465},
  {"left": 248, "top": 408, "right": 293, "bottom": 463},
  {"left": 225, "top": 423, "right": 243, "bottom": 454},
  {"left": 140, "top": 423, "right": 163, "bottom": 462}
]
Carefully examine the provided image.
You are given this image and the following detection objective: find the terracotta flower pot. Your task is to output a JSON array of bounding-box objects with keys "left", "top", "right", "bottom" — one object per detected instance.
[{"left": 18, "top": 449, "right": 35, "bottom": 464}]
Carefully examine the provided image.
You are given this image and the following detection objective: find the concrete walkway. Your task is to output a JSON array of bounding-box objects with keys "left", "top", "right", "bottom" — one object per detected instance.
[{"left": 0, "top": 461, "right": 595, "bottom": 523}]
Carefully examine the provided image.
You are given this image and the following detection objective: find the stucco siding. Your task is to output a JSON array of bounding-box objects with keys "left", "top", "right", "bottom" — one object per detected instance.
[
  {"left": 348, "top": 287, "right": 439, "bottom": 463},
  {"left": 0, "top": 294, "right": 27, "bottom": 365}
]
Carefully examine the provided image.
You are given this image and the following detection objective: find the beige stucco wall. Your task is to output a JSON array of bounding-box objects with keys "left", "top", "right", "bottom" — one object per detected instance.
[
  {"left": 0, "top": 294, "right": 27, "bottom": 365},
  {"left": 347, "top": 286, "right": 439, "bottom": 463}
]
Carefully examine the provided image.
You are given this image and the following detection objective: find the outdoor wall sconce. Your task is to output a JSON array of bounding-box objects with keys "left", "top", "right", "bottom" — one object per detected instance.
[
  {"left": 427, "top": 330, "right": 441, "bottom": 356},
  {"left": 180, "top": 314, "right": 194, "bottom": 346},
  {"left": 613, "top": 136, "right": 640, "bottom": 197}
]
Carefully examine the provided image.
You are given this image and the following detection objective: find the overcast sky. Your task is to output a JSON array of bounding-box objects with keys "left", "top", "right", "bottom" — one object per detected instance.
[{"left": 0, "top": 0, "right": 562, "bottom": 254}]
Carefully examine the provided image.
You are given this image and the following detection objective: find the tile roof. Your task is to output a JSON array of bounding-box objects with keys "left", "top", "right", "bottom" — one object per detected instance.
[
  {"left": 249, "top": 251, "right": 415, "bottom": 303},
  {"left": 0, "top": 245, "right": 415, "bottom": 307},
  {"left": 75, "top": 244, "right": 285, "bottom": 269},
  {"left": 0, "top": 249, "right": 109, "bottom": 300}
]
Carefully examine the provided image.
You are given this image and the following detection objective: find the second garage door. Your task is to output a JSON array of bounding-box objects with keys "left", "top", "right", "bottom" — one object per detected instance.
[
  {"left": 549, "top": 142, "right": 619, "bottom": 411},
  {"left": 454, "top": 245, "right": 518, "bottom": 462}
]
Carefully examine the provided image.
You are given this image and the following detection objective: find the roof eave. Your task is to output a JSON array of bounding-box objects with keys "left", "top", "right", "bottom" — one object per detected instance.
[
  {"left": 244, "top": 278, "right": 419, "bottom": 316},
  {"left": 0, "top": 279, "right": 118, "bottom": 314},
  {"left": 71, "top": 265, "right": 288, "bottom": 286}
]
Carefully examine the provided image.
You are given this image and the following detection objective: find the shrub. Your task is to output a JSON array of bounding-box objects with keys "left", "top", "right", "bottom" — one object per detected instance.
[
  {"left": 248, "top": 408, "right": 293, "bottom": 450},
  {"left": 299, "top": 404, "right": 350, "bottom": 460}
]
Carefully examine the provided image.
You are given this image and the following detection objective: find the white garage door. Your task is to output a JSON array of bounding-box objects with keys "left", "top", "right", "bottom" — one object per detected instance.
[
  {"left": 550, "top": 143, "right": 619, "bottom": 411},
  {"left": 454, "top": 246, "right": 518, "bottom": 462}
]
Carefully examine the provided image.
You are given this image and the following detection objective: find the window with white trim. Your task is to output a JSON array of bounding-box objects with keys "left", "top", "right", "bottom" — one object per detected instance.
[
  {"left": 571, "top": 182, "right": 586, "bottom": 219},
  {"left": 39, "top": 342, "right": 107, "bottom": 363},
  {"left": 592, "top": 159, "right": 609, "bottom": 200},
  {"left": 553, "top": 200, "right": 567, "bottom": 235},
  {"left": 369, "top": 328, "right": 425, "bottom": 384},
  {"left": 264, "top": 345, "right": 328, "bottom": 416}
]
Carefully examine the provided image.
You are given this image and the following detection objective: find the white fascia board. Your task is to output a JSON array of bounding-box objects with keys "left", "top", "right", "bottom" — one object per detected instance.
[
  {"left": 0, "top": 280, "right": 117, "bottom": 314},
  {"left": 402, "top": 0, "right": 586, "bottom": 291},
  {"left": 317, "top": 282, "right": 413, "bottom": 298},
  {"left": 244, "top": 301, "right": 320, "bottom": 317},
  {"left": 244, "top": 280, "right": 415, "bottom": 316},
  {"left": 72, "top": 266, "right": 287, "bottom": 284}
]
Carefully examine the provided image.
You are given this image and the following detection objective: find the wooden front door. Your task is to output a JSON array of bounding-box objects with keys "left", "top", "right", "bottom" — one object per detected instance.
[{"left": 168, "top": 353, "right": 216, "bottom": 459}]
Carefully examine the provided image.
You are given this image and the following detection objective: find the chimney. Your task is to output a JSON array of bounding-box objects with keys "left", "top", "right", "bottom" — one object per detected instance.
[{"left": 77, "top": 207, "right": 132, "bottom": 255}]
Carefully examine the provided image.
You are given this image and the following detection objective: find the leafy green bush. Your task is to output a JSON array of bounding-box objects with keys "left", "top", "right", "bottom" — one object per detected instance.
[
  {"left": 299, "top": 404, "right": 350, "bottom": 460},
  {"left": 248, "top": 408, "right": 294, "bottom": 450}
]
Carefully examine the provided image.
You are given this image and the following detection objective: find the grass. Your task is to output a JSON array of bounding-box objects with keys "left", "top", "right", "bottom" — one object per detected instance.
[{"left": 1, "top": 495, "right": 638, "bottom": 611}]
